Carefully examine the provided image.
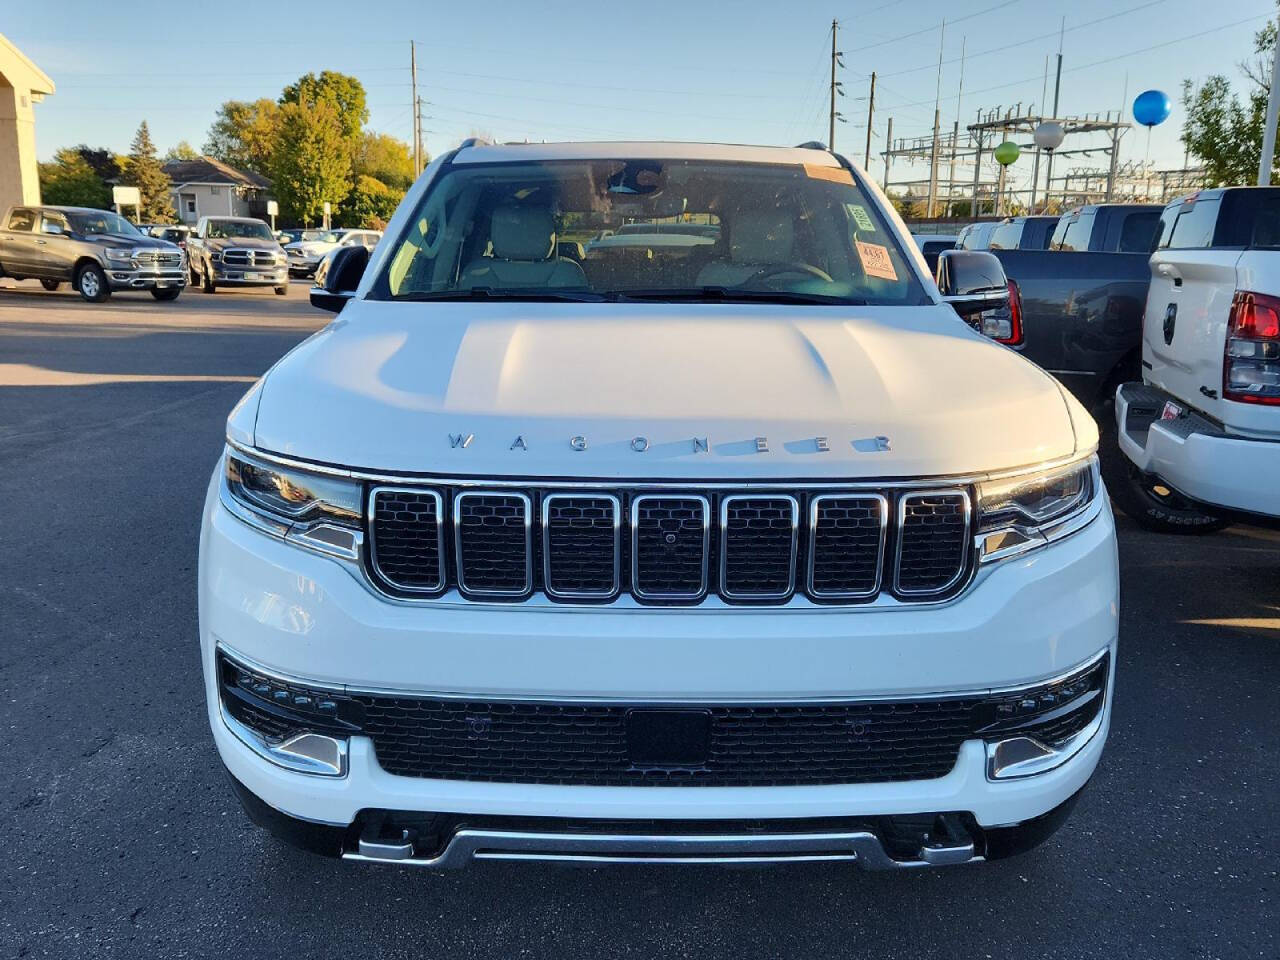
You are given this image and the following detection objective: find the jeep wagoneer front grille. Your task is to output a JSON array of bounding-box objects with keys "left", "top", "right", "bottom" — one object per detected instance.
[{"left": 367, "top": 483, "right": 973, "bottom": 606}]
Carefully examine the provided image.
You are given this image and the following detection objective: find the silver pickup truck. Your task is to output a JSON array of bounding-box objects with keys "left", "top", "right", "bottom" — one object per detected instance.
[
  {"left": 0, "top": 205, "right": 186, "bottom": 302},
  {"left": 187, "top": 216, "right": 289, "bottom": 295}
]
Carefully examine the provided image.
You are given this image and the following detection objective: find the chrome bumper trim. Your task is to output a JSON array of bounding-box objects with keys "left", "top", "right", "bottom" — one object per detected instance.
[
  {"left": 219, "top": 703, "right": 348, "bottom": 777},
  {"left": 344, "top": 821, "right": 980, "bottom": 870}
]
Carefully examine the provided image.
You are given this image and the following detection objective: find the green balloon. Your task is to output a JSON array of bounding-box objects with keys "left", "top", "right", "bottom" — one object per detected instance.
[{"left": 994, "top": 140, "right": 1020, "bottom": 166}]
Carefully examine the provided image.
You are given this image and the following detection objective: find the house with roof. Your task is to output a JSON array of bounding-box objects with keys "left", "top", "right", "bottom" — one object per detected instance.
[{"left": 161, "top": 156, "right": 272, "bottom": 225}]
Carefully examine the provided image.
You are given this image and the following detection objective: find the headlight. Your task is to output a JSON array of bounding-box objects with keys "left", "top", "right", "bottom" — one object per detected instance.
[
  {"left": 210, "top": 251, "right": 222, "bottom": 262},
  {"left": 223, "top": 449, "right": 363, "bottom": 559},
  {"left": 975, "top": 455, "right": 1100, "bottom": 562},
  {"left": 105, "top": 247, "right": 134, "bottom": 261}
]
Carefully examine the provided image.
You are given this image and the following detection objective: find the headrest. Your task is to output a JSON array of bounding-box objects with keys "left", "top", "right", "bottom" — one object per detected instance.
[
  {"left": 491, "top": 205, "right": 555, "bottom": 261},
  {"left": 730, "top": 209, "right": 795, "bottom": 263}
]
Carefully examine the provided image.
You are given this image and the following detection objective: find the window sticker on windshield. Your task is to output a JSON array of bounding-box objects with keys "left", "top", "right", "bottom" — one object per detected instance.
[
  {"left": 849, "top": 204, "right": 876, "bottom": 232},
  {"left": 803, "top": 164, "right": 854, "bottom": 185},
  {"left": 855, "top": 240, "right": 898, "bottom": 281}
]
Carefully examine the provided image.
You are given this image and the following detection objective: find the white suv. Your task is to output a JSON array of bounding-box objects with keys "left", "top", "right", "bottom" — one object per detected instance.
[
  {"left": 199, "top": 141, "right": 1118, "bottom": 870},
  {"left": 1114, "top": 187, "right": 1280, "bottom": 531}
]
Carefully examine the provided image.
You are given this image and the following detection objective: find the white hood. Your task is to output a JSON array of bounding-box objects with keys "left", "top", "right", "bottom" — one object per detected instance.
[{"left": 250, "top": 301, "right": 1077, "bottom": 479}]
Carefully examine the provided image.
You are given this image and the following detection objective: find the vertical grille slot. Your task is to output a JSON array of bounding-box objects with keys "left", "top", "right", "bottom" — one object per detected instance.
[
  {"left": 720, "top": 495, "right": 798, "bottom": 600},
  {"left": 894, "top": 490, "right": 971, "bottom": 597},
  {"left": 369, "top": 487, "right": 445, "bottom": 593},
  {"left": 808, "top": 494, "right": 887, "bottom": 599},
  {"left": 454, "top": 492, "right": 532, "bottom": 597},
  {"left": 542, "top": 494, "right": 620, "bottom": 599},
  {"left": 631, "top": 495, "right": 710, "bottom": 601}
]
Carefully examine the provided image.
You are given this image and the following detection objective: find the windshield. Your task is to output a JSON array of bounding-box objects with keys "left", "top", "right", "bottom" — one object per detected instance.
[
  {"left": 374, "top": 158, "right": 926, "bottom": 305},
  {"left": 69, "top": 211, "right": 139, "bottom": 236},
  {"left": 206, "top": 219, "right": 274, "bottom": 241}
]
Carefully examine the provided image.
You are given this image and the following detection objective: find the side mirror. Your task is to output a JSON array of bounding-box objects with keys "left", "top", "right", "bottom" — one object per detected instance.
[
  {"left": 311, "top": 245, "right": 369, "bottom": 313},
  {"left": 936, "top": 249, "right": 1009, "bottom": 317}
]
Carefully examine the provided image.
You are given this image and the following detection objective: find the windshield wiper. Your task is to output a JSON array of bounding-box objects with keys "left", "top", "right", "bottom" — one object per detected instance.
[
  {"left": 391, "top": 287, "right": 607, "bottom": 303},
  {"left": 610, "top": 287, "right": 867, "bottom": 306}
]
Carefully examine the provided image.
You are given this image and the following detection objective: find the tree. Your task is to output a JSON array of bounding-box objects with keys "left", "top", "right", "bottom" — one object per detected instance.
[
  {"left": 71, "top": 145, "right": 123, "bottom": 184},
  {"left": 39, "top": 148, "right": 111, "bottom": 208},
  {"left": 121, "top": 121, "right": 176, "bottom": 222},
  {"left": 280, "top": 71, "right": 368, "bottom": 163},
  {"left": 1181, "top": 14, "right": 1278, "bottom": 185},
  {"left": 346, "top": 175, "right": 402, "bottom": 228},
  {"left": 205, "top": 98, "right": 280, "bottom": 174},
  {"left": 356, "top": 132, "right": 415, "bottom": 190},
  {"left": 271, "top": 99, "right": 351, "bottom": 224},
  {"left": 163, "top": 140, "right": 199, "bottom": 162}
]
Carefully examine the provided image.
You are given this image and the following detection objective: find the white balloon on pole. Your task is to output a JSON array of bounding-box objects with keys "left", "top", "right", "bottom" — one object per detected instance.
[{"left": 1033, "top": 121, "right": 1065, "bottom": 152}]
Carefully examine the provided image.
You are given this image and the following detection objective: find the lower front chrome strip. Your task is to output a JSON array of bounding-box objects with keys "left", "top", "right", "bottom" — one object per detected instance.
[{"left": 344, "top": 821, "right": 980, "bottom": 870}]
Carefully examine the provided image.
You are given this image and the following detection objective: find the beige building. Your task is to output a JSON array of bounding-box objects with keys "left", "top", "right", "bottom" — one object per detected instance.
[{"left": 0, "top": 33, "right": 54, "bottom": 213}]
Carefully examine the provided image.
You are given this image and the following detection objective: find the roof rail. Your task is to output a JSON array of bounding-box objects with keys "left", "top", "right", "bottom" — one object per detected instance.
[
  {"left": 457, "top": 136, "right": 493, "bottom": 149},
  {"left": 795, "top": 140, "right": 828, "bottom": 150}
]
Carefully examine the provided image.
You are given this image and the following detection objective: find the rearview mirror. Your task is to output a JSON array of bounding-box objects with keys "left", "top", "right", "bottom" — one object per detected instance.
[
  {"left": 310, "top": 245, "right": 369, "bottom": 313},
  {"left": 935, "top": 249, "right": 1008, "bottom": 317}
]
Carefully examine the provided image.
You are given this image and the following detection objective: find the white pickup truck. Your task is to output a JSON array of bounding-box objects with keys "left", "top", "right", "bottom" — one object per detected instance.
[
  {"left": 1114, "top": 187, "right": 1280, "bottom": 531},
  {"left": 200, "top": 140, "right": 1117, "bottom": 871}
]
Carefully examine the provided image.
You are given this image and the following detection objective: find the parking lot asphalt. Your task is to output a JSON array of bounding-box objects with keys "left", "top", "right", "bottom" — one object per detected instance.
[{"left": 1, "top": 278, "right": 1277, "bottom": 960}]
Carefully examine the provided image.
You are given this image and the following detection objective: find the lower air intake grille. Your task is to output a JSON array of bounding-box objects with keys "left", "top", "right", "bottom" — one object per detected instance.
[
  {"left": 632, "top": 496, "right": 709, "bottom": 600},
  {"left": 721, "top": 496, "right": 797, "bottom": 598},
  {"left": 454, "top": 493, "right": 531, "bottom": 596},
  {"left": 895, "top": 491, "right": 970, "bottom": 596},
  {"left": 370, "top": 489, "right": 444, "bottom": 593}
]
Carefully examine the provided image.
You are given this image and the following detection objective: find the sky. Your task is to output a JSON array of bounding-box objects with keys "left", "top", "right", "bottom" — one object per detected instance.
[{"left": 6, "top": 0, "right": 1276, "bottom": 195}]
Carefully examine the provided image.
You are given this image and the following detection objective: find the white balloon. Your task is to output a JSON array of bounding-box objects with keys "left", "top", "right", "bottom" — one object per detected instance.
[{"left": 1034, "top": 121, "right": 1065, "bottom": 151}]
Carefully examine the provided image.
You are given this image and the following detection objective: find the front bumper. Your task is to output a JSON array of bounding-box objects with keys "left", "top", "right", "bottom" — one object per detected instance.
[
  {"left": 199, "top": 467, "right": 1118, "bottom": 859},
  {"left": 287, "top": 257, "right": 320, "bottom": 276},
  {"left": 213, "top": 264, "right": 287, "bottom": 286},
  {"left": 1116, "top": 382, "right": 1280, "bottom": 519},
  {"left": 106, "top": 268, "right": 186, "bottom": 291}
]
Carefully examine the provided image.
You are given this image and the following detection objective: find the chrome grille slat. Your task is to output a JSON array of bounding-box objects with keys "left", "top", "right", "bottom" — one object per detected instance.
[
  {"left": 542, "top": 494, "right": 621, "bottom": 599},
  {"left": 367, "top": 485, "right": 975, "bottom": 606},
  {"left": 808, "top": 494, "right": 887, "bottom": 599},
  {"left": 631, "top": 495, "right": 710, "bottom": 601},
  {"left": 454, "top": 492, "right": 532, "bottom": 597},
  {"left": 719, "top": 495, "right": 798, "bottom": 600}
]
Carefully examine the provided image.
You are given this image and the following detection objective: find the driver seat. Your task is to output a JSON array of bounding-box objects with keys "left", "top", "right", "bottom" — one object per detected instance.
[
  {"left": 695, "top": 209, "right": 796, "bottom": 287},
  {"left": 459, "top": 205, "right": 586, "bottom": 289}
]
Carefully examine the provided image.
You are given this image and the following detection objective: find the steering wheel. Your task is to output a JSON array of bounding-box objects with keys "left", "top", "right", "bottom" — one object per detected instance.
[{"left": 741, "top": 262, "right": 834, "bottom": 286}]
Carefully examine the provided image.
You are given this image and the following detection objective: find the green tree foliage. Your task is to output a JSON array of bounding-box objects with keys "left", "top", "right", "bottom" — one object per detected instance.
[
  {"left": 204, "top": 98, "right": 280, "bottom": 174},
  {"left": 271, "top": 99, "right": 351, "bottom": 224},
  {"left": 122, "top": 122, "right": 176, "bottom": 222},
  {"left": 1181, "top": 16, "right": 1278, "bottom": 185},
  {"left": 163, "top": 140, "right": 200, "bottom": 162},
  {"left": 347, "top": 174, "right": 403, "bottom": 228},
  {"left": 72, "top": 145, "right": 123, "bottom": 183},
  {"left": 356, "top": 132, "right": 415, "bottom": 190},
  {"left": 280, "top": 71, "right": 368, "bottom": 162},
  {"left": 39, "top": 148, "right": 111, "bottom": 208}
]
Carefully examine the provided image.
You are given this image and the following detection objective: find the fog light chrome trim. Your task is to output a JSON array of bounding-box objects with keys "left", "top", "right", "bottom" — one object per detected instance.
[
  {"left": 220, "top": 703, "right": 348, "bottom": 777},
  {"left": 985, "top": 707, "right": 1105, "bottom": 781}
]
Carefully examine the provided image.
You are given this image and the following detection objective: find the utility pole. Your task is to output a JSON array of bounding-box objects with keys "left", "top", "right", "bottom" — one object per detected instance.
[
  {"left": 1043, "top": 19, "right": 1064, "bottom": 211},
  {"left": 1261, "top": 15, "right": 1280, "bottom": 184},
  {"left": 864, "top": 72, "right": 876, "bottom": 170},
  {"left": 926, "top": 19, "right": 945, "bottom": 217},
  {"left": 411, "top": 41, "right": 421, "bottom": 176},
  {"left": 828, "top": 20, "right": 841, "bottom": 150},
  {"left": 1107, "top": 76, "right": 1128, "bottom": 201},
  {"left": 883, "top": 116, "right": 893, "bottom": 189}
]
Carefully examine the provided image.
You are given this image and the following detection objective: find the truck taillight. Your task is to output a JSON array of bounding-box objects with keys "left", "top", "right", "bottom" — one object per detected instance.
[
  {"left": 1224, "top": 291, "right": 1280, "bottom": 405},
  {"left": 981, "top": 279, "right": 1024, "bottom": 346}
]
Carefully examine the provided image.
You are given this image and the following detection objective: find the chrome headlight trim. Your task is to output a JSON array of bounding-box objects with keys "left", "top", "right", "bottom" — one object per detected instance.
[{"left": 975, "top": 455, "right": 1102, "bottom": 565}]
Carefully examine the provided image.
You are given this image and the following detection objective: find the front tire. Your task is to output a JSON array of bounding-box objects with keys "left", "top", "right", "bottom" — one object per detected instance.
[
  {"left": 1099, "top": 414, "right": 1230, "bottom": 534},
  {"left": 151, "top": 287, "right": 181, "bottom": 301},
  {"left": 40, "top": 279, "right": 60, "bottom": 291},
  {"left": 201, "top": 261, "right": 216, "bottom": 294},
  {"left": 75, "top": 263, "right": 110, "bottom": 303},
  {"left": 274, "top": 285, "right": 288, "bottom": 296}
]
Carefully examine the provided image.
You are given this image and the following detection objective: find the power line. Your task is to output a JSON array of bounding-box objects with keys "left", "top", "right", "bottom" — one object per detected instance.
[{"left": 844, "top": 0, "right": 1025, "bottom": 55}]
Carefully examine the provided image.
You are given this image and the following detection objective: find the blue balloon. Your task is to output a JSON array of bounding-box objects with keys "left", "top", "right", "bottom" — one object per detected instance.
[{"left": 1133, "top": 89, "right": 1171, "bottom": 128}]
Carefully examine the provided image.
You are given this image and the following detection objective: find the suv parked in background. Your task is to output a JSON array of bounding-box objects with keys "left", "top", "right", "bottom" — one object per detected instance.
[
  {"left": 1113, "top": 187, "right": 1280, "bottom": 531},
  {"left": 285, "top": 228, "right": 382, "bottom": 278},
  {"left": 188, "top": 216, "right": 288, "bottom": 295},
  {"left": 139, "top": 223, "right": 191, "bottom": 251},
  {"left": 986, "top": 216, "right": 1059, "bottom": 251},
  {"left": 1049, "top": 203, "right": 1162, "bottom": 254},
  {"left": 202, "top": 140, "right": 1117, "bottom": 871},
  {"left": 956, "top": 221, "right": 998, "bottom": 250},
  {"left": 0, "top": 205, "right": 185, "bottom": 302}
]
